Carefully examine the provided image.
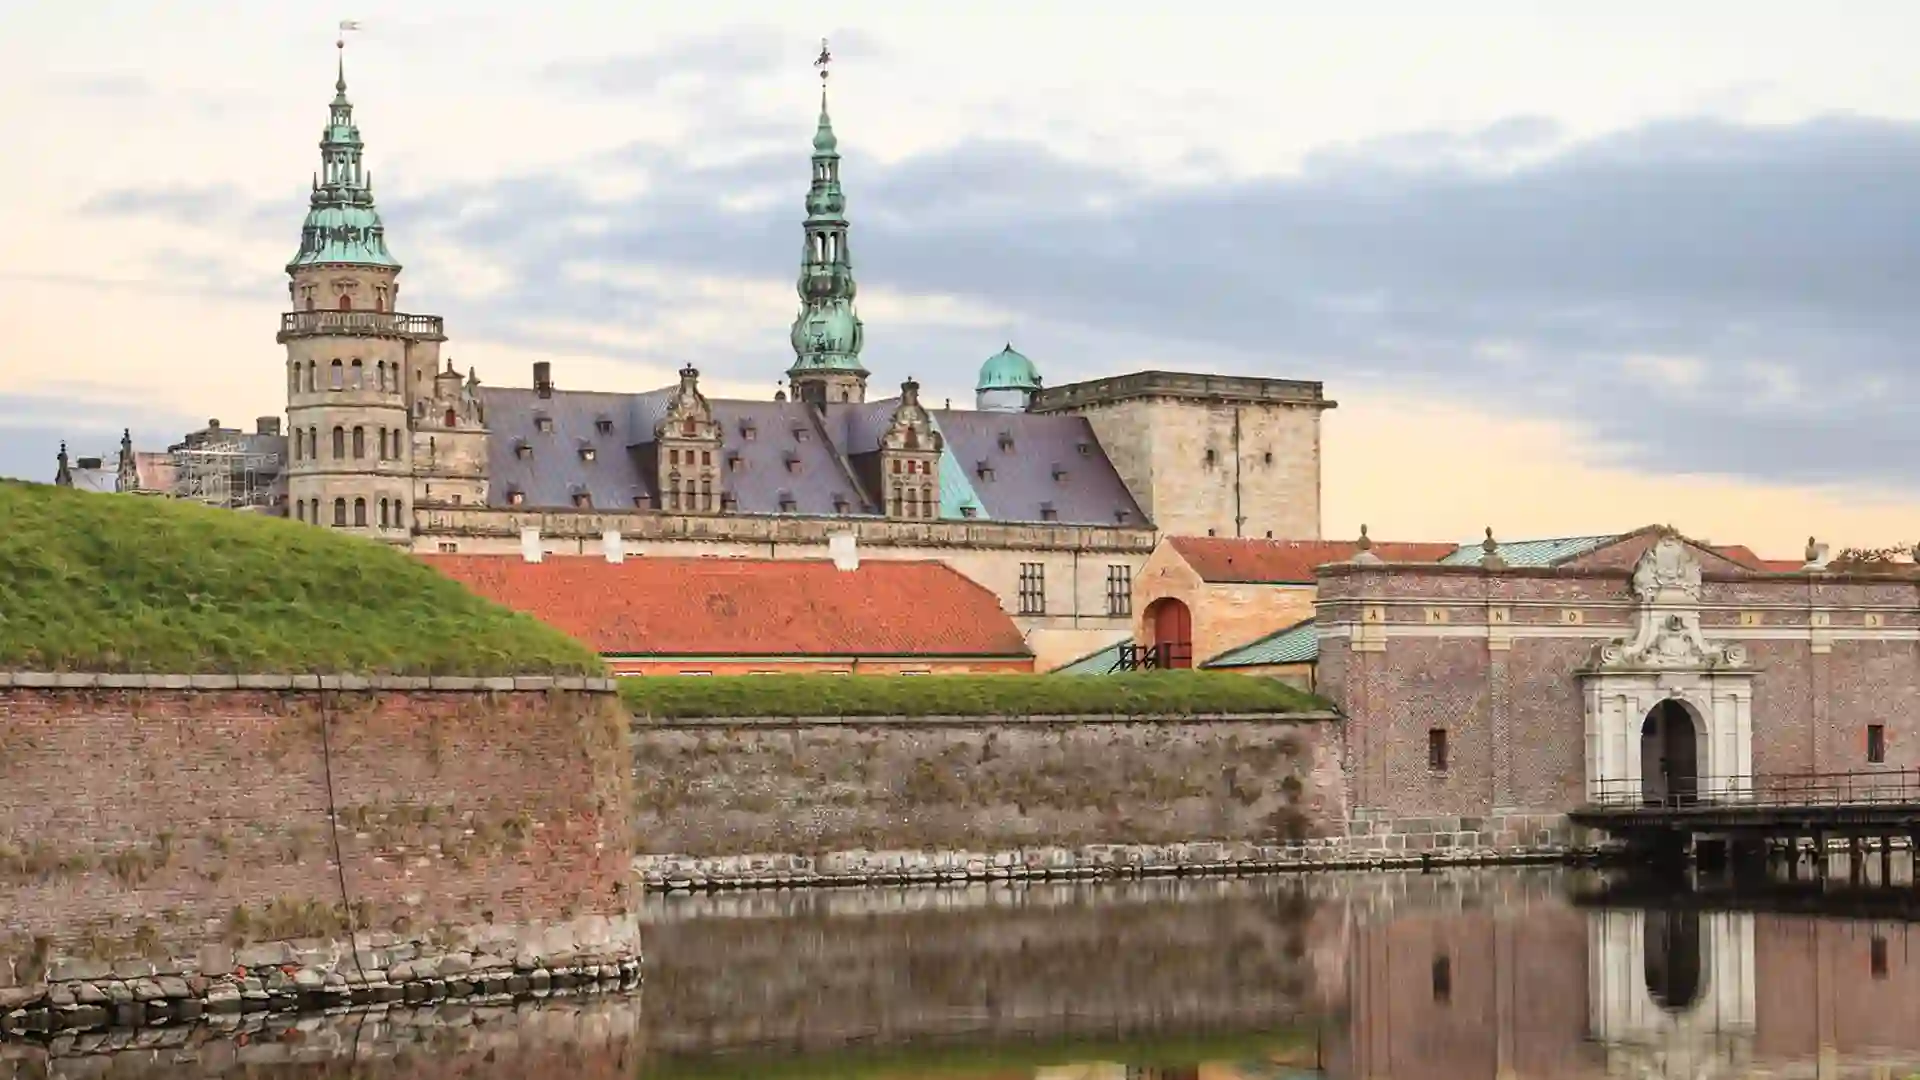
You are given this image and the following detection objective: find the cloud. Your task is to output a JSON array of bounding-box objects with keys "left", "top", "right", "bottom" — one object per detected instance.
[
  {"left": 0, "top": 395, "right": 204, "bottom": 485},
  {"left": 78, "top": 111, "right": 1920, "bottom": 491}
]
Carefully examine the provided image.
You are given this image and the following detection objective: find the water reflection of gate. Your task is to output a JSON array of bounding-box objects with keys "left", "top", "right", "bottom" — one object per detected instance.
[{"left": 1589, "top": 909, "right": 1756, "bottom": 1078}]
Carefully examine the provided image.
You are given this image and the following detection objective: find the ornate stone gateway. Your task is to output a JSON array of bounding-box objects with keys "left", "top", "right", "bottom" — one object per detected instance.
[{"left": 1581, "top": 535, "right": 1756, "bottom": 805}]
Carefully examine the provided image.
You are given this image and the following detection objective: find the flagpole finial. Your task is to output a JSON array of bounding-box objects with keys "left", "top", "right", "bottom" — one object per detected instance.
[{"left": 814, "top": 37, "right": 832, "bottom": 85}]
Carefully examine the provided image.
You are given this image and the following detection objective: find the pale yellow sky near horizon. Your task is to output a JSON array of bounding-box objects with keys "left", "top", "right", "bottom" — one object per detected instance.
[{"left": 6, "top": 2, "right": 1920, "bottom": 557}]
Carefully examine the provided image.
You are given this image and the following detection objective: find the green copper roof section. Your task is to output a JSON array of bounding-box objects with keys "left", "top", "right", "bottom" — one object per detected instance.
[
  {"left": 977, "top": 344, "right": 1043, "bottom": 392},
  {"left": 788, "top": 90, "right": 866, "bottom": 377},
  {"left": 288, "top": 49, "right": 399, "bottom": 271},
  {"left": 1438, "top": 534, "right": 1619, "bottom": 568},
  {"left": 930, "top": 413, "right": 990, "bottom": 521},
  {"left": 1051, "top": 637, "right": 1131, "bottom": 675},
  {"left": 1204, "top": 619, "right": 1318, "bottom": 669}
]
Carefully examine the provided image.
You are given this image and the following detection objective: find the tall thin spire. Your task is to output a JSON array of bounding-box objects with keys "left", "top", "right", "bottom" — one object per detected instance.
[
  {"left": 288, "top": 24, "right": 398, "bottom": 271},
  {"left": 787, "top": 37, "right": 867, "bottom": 402}
]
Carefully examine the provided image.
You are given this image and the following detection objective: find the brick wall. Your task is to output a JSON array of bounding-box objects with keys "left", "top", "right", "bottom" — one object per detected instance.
[
  {"left": 630, "top": 714, "right": 1345, "bottom": 873},
  {"left": 0, "top": 679, "right": 635, "bottom": 991},
  {"left": 1317, "top": 558, "right": 1920, "bottom": 825},
  {"left": 606, "top": 657, "right": 1033, "bottom": 676}
]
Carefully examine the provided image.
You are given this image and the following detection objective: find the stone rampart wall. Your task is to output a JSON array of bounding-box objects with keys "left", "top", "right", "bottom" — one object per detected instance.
[{"left": 0, "top": 676, "right": 641, "bottom": 1032}]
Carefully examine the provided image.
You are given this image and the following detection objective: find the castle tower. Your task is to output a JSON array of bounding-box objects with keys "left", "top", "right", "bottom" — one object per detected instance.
[
  {"left": 279, "top": 40, "right": 447, "bottom": 542},
  {"left": 652, "top": 364, "right": 725, "bottom": 513},
  {"left": 786, "top": 44, "right": 867, "bottom": 407}
]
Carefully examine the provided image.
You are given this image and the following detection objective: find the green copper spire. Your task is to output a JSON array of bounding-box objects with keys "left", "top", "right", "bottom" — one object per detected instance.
[
  {"left": 288, "top": 41, "right": 399, "bottom": 271},
  {"left": 787, "top": 44, "right": 865, "bottom": 389}
]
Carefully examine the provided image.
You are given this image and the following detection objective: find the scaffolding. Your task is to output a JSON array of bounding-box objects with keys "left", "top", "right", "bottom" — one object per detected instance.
[{"left": 169, "top": 438, "right": 280, "bottom": 511}]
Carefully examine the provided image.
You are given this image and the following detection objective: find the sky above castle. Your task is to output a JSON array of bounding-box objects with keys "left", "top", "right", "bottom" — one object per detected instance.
[{"left": 5, "top": 1, "right": 1920, "bottom": 554}]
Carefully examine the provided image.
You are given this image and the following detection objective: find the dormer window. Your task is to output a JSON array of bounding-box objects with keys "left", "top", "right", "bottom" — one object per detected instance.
[
  {"left": 721, "top": 493, "right": 738, "bottom": 512},
  {"left": 783, "top": 452, "right": 801, "bottom": 474},
  {"left": 1115, "top": 509, "right": 1131, "bottom": 524},
  {"left": 1051, "top": 464, "right": 1068, "bottom": 482},
  {"left": 777, "top": 492, "right": 797, "bottom": 513},
  {"left": 740, "top": 421, "right": 757, "bottom": 440},
  {"left": 632, "top": 493, "right": 651, "bottom": 509},
  {"left": 534, "top": 414, "right": 553, "bottom": 434},
  {"left": 578, "top": 442, "right": 597, "bottom": 462},
  {"left": 832, "top": 494, "right": 850, "bottom": 514},
  {"left": 507, "top": 488, "right": 526, "bottom": 506},
  {"left": 595, "top": 417, "right": 614, "bottom": 434},
  {"left": 791, "top": 426, "right": 810, "bottom": 442},
  {"left": 1040, "top": 502, "right": 1058, "bottom": 522},
  {"left": 1076, "top": 441, "right": 1091, "bottom": 457},
  {"left": 997, "top": 432, "right": 1014, "bottom": 452},
  {"left": 571, "top": 491, "right": 592, "bottom": 508},
  {"left": 726, "top": 452, "right": 742, "bottom": 472},
  {"left": 975, "top": 461, "right": 994, "bottom": 481},
  {"left": 960, "top": 506, "right": 979, "bottom": 519},
  {"left": 513, "top": 440, "right": 532, "bottom": 460}
]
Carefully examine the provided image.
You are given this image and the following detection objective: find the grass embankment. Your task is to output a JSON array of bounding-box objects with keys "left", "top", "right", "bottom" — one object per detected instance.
[
  {"left": 0, "top": 481, "right": 602, "bottom": 675},
  {"left": 620, "top": 669, "right": 1327, "bottom": 719}
]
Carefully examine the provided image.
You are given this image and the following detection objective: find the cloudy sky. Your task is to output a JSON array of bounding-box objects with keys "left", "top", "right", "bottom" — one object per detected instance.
[{"left": 6, "top": 1, "right": 1920, "bottom": 554}]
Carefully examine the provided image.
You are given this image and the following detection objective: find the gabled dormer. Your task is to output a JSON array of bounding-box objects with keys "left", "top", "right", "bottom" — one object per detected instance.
[
  {"left": 878, "top": 377, "right": 943, "bottom": 520},
  {"left": 653, "top": 364, "right": 724, "bottom": 514}
]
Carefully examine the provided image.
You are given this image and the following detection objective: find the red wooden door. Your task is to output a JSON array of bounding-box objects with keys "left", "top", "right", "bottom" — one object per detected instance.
[{"left": 1150, "top": 599, "right": 1193, "bottom": 669}]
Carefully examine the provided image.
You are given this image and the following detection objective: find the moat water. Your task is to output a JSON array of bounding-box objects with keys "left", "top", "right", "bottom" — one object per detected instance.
[{"left": 10, "top": 862, "right": 1920, "bottom": 1079}]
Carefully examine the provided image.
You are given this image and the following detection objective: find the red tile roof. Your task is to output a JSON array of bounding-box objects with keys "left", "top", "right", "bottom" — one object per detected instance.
[
  {"left": 1167, "top": 536, "right": 1458, "bottom": 583},
  {"left": 423, "top": 554, "right": 1031, "bottom": 658},
  {"left": 1709, "top": 545, "right": 1803, "bottom": 573}
]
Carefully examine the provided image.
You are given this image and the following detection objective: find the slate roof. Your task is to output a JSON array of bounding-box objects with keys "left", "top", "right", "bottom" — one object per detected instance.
[
  {"left": 1169, "top": 537, "right": 1457, "bottom": 583},
  {"left": 1439, "top": 534, "right": 1619, "bottom": 568},
  {"left": 1205, "top": 619, "right": 1319, "bottom": 668},
  {"left": 478, "top": 384, "right": 1145, "bottom": 525},
  {"left": 424, "top": 554, "right": 1031, "bottom": 659}
]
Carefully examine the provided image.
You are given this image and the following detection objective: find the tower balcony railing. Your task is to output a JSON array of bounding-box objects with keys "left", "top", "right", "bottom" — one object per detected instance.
[{"left": 278, "top": 310, "right": 446, "bottom": 342}]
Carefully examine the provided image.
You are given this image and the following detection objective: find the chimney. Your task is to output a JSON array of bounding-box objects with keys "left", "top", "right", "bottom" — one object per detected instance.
[
  {"left": 256, "top": 416, "right": 282, "bottom": 436},
  {"left": 602, "top": 529, "right": 625, "bottom": 564},
  {"left": 829, "top": 532, "right": 859, "bottom": 571},
  {"left": 533, "top": 361, "right": 553, "bottom": 399},
  {"left": 519, "top": 526, "right": 544, "bottom": 563}
]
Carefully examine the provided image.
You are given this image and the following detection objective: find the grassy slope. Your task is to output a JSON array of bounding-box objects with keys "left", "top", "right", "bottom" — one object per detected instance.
[
  {"left": 0, "top": 481, "right": 602, "bottom": 675},
  {"left": 621, "top": 670, "right": 1327, "bottom": 719}
]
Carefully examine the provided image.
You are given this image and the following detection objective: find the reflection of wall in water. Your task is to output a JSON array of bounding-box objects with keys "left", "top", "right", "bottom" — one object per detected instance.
[{"left": 1328, "top": 905, "right": 1596, "bottom": 1080}]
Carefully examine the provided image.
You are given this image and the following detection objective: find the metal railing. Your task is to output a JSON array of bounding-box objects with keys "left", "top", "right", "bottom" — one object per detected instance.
[
  {"left": 1107, "top": 642, "right": 1193, "bottom": 672},
  {"left": 278, "top": 310, "right": 445, "bottom": 340},
  {"left": 1587, "top": 770, "right": 1920, "bottom": 811}
]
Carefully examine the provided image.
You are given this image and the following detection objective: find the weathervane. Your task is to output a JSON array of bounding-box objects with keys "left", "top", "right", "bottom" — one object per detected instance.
[
  {"left": 814, "top": 37, "right": 832, "bottom": 84},
  {"left": 337, "top": 18, "right": 361, "bottom": 49}
]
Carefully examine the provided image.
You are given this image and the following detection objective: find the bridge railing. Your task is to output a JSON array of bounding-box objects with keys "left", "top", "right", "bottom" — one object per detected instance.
[{"left": 1587, "top": 769, "right": 1920, "bottom": 811}]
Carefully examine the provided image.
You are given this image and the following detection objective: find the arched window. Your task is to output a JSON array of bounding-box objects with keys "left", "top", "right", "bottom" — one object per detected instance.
[
  {"left": 307, "top": 427, "right": 318, "bottom": 461},
  {"left": 700, "top": 478, "right": 712, "bottom": 511},
  {"left": 329, "top": 359, "right": 344, "bottom": 390},
  {"left": 353, "top": 498, "right": 367, "bottom": 527},
  {"left": 288, "top": 363, "right": 299, "bottom": 395},
  {"left": 332, "top": 498, "right": 347, "bottom": 527},
  {"left": 350, "top": 359, "right": 363, "bottom": 389},
  {"left": 304, "top": 361, "right": 315, "bottom": 393},
  {"left": 444, "top": 408, "right": 457, "bottom": 428},
  {"left": 377, "top": 361, "right": 388, "bottom": 392},
  {"left": 338, "top": 294, "right": 352, "bottom": 312},
  {"left": 351, "top": 427, "right": 365, "bottom": 459},
  {"left": 294, "top": 501, "right": 304, "bottom": 522},
  {"left": 332, "top": 426, "right": 345, "bottom": 459},
  {"left": 379, "top": 498, "right": 389, "bottom": 528}
]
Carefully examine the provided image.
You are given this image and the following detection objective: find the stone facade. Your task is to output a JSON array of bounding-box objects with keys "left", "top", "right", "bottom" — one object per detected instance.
[
  {"left": 0, "top": 677, "right": 639, "bottom": 1027},
  {"left": 1031, "top": 371, "right": 1333, "bottom": 541},
  {"left": 1315, "top": 528, "right": 1920, "bottom": 835}
]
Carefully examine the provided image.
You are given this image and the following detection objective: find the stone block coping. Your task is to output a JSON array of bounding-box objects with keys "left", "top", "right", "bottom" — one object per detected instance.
[
  {"left": 0, "top": 672, "right": 618, "bottom": 693},
  {"left": 630, "top": 710, "right": 1344, "bottom": 727}
]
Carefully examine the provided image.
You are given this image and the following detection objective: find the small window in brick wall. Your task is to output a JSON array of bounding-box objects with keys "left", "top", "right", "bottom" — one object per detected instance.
[
  {"left": 1869, "top": 724, "right": 1887, "bottom": 764},
  {"left": 1428, "top": 729, "right": 1449, "bottom": 772},
  {"left": 1432, "top": 955, "right": 1451, "bottom": 1002},
  {"left": 1872, "top": 935, "right": 1890, "bottom": 979}
]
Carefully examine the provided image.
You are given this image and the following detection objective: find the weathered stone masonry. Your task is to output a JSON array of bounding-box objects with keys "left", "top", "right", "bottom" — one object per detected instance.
[
  {"left": 629, "top": 711, "right": 1352, "bottom": 889},
  {"left": 0, "top": 675, "right": 640, "bottom": 1033}
]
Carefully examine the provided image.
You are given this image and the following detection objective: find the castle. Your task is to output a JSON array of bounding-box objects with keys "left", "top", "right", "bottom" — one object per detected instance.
[{"left": 74, "top": 46, "right": 1336, "bottom": 667}]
